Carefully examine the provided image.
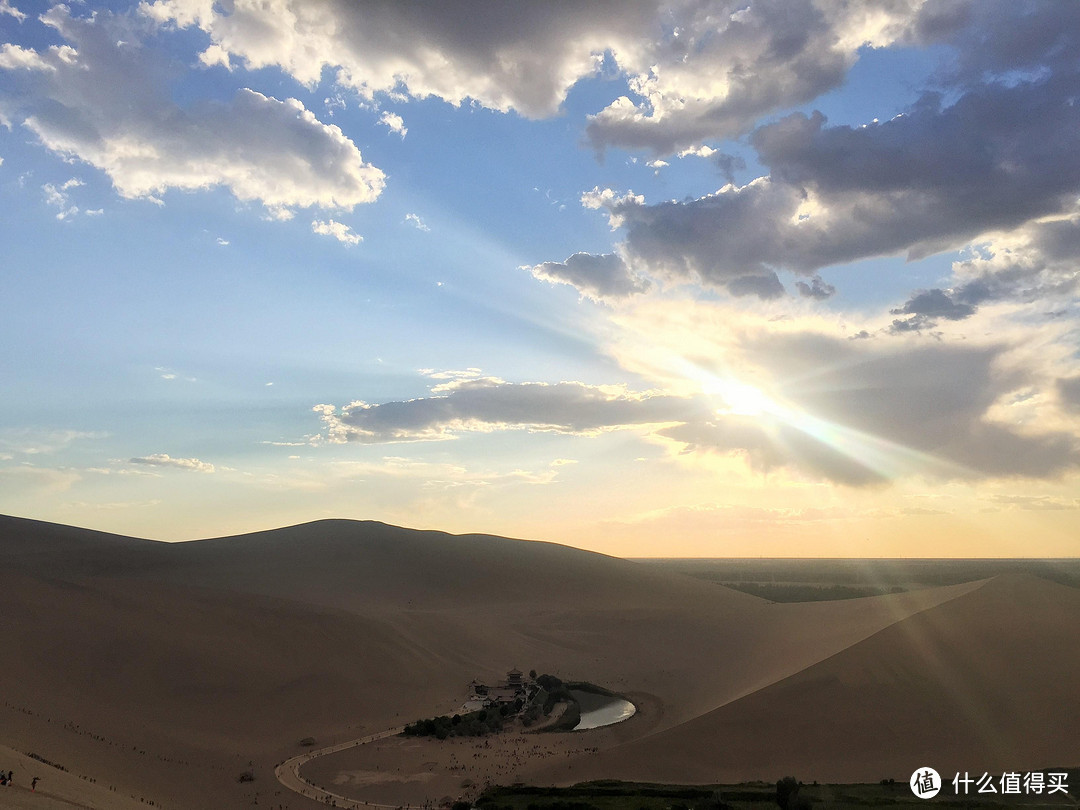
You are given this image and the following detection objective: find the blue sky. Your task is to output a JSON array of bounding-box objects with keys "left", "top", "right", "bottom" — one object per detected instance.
[{"left": 2, "top": 1, "right": 1079, "bottom": 555}]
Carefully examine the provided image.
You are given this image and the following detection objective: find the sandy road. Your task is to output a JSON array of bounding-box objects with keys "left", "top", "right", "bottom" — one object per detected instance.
[{"left": 274, "top": 726, "right": 406, "bottom": 809}]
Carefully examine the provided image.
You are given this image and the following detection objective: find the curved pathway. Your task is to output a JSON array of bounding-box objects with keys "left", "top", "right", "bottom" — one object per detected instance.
[{"left": 274, "top": 725, "right": 406, "bottom": 809}]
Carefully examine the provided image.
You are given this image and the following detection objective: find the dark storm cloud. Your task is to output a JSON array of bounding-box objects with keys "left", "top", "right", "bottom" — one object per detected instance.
[{"left": 937, "top": 0, "right": 1080, "bottom": 80}]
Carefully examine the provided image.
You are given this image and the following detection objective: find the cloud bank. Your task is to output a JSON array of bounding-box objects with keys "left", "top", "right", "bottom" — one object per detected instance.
[
  {"left": 0, "top": 7, "right": 384, "bottom": 215},
  {"left": 315, "top": 377, "right": 697, "bottom": 444},
  {"left": 136, "top": 0, "right": 955, "bottom": 156},
  {"left": 581, "top": 65, "right": 1080, "bottom": 300},
  {"left": 129, "top": 454, "right": 215, "bottom": 473}
]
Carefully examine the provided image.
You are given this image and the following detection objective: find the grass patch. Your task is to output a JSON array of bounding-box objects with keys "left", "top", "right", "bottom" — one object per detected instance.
[{"left": 721, "top": 583, "right": 907, "bottom": 603}]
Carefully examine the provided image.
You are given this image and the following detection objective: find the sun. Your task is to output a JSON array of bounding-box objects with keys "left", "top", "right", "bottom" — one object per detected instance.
[{"left": 704, "top": 377, "right": 777, "bottom": 417}]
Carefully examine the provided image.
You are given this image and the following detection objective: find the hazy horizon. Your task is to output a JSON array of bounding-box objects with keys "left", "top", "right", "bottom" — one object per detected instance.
[
  {"left": 4, "top": 512, "right": 1080, "bottom": 564},
  {"left": 3, "top": 1, "right": 1079, "bottom": 557}
]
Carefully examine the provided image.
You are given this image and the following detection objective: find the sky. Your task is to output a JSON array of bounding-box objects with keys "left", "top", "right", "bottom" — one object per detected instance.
[{"left": 1, "top": 0, "right": 1079, "bottom": 557}]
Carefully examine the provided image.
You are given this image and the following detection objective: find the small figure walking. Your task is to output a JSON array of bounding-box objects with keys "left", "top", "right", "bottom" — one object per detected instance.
[{"left": 32, "top": 776, "right": 39, "bottom": 791}]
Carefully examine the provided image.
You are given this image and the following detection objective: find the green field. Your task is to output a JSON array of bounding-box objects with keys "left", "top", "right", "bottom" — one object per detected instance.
[{"left": 634, "top": 559, "right": 1080, "bottom": 602}]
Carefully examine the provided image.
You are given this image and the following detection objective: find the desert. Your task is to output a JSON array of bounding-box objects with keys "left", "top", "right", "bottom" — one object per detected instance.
[{"left": 1, "top": 515, "right": 1077, "bottom": 809}]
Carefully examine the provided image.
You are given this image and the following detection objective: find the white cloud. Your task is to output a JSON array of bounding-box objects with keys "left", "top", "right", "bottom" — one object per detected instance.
[
  {"left": 312, "top": 218, "right": 362, "bottom": 245},
  {"left": 68, "top": 499, "right": 163, "bottom": 511},
  {"left": 0, "top": 428, "right": 105, "bottom": 456},
  {"left": 255, "top": 455, "right": 557, "bottom": 499},
  {"left": 216, "top": 236, "right": 229, "bottom": 246},
  {"left": 198, "top": 43, "right": 231, "bottom": 70},
  {"left": 678, "top": 145, "right": 717, "bottom": 159},
  {"left": 0, "top": 465, "right": 81, "bottom": 493},
  {"left": 128, "top": 453, "right": 215, "bottom": 473},
  {"left": 0, "top": 0, "right": 26, "bottom": 21},
  {"left": 154, "top": 365, "right": 196, "bottom": 382},
  {"left": 0, "top": 43, "right": 57, "bottom": 71},
  {"left": 41, "top": 183, "right": 69, "bottom": 207},
  {"left": 41, "top": 177, "right": 86, "bottom": 220},
  {"left": 263, "top": 205, "right": 295, "bottom": 221},
  {"left": 404, "top": 212, "right": 429, "bottom": 231},
  {"left": 379, "top": 111, "right": 407, "bottom": 138},
  {"left": 0, "top": 8, "right": 385, "bottom": 215},
  {"left": 581, "top": 186, "right": 644, "bottom": 229},
  {"left": 323, "top": 93, "right": 346, "bottom": 116},
  {"left": 984, "top": 494, "right": 1080, "bottom": 512}
]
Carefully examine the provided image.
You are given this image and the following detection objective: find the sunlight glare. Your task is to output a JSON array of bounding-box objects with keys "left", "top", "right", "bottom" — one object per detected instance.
[{"left": 705, "top": 377, "right": 777, "bottom": 417}]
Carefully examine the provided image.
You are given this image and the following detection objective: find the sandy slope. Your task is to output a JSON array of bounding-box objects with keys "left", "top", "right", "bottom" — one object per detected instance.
[
  {"left": 1, "top": 515, "right": 1075, "bottom": 808},
  {"left": 528, "top": 573, "right": 1080, "bottom": 786},
  {"left": 0, "top": 745, "right": 150, "bottom": 810}
]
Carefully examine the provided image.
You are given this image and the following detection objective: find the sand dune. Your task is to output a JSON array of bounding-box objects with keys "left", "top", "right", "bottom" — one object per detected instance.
[
  {"left": 0, "top": 745, "right": 148, "bottom": 810},
  {"left": 529, "top": 573, "right": 1080, "bottom": 786},
  {"left": 1, "top": 515, "right": 1075, "bottom": 808}
]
